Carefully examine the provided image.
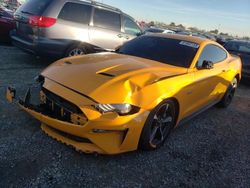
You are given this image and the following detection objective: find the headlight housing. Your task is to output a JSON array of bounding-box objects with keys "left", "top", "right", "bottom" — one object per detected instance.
[{"left": 95, "top": 103, "right": 140, "bottom": 115}]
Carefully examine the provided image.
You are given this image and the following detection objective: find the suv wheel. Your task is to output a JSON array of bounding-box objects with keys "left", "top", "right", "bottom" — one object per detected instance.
[{"left": 65, "top": 44, "right": 87, "bottom": 57}]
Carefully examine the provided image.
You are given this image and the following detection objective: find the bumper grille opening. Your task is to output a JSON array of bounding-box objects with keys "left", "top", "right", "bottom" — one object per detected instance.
[{"left": 41, "top": 88, "right": 88, "bottom": 125}]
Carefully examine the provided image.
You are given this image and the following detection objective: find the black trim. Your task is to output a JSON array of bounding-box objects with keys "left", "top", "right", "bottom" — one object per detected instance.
[
  {"left": 47, "top": 125, "right": 92, "bottom": 143},
  {"left": 178, "top": 99, "right": 219, "bottom": 126},
  {"left": 98, "top": 72, "right": 115, "bottom": 77}
]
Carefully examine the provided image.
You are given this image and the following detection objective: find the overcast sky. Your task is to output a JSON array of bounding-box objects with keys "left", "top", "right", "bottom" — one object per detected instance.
[{"left": 103, "top": 0, "right": 250, "bottom": 37}]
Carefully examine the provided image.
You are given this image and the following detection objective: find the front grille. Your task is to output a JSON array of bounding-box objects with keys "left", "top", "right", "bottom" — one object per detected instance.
[{"left": 41, "top": 88, "right": 87, "bottom": 125}]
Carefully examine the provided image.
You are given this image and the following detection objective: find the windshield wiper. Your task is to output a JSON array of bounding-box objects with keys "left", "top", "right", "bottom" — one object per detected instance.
[{"left": 21, "top": 10, "right": 33, "bottom": 15}]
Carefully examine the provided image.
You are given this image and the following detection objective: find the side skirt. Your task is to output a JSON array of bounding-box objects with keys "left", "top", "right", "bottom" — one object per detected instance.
[{"left": 178, "top": 99, "right": 220, "bottom": 126}]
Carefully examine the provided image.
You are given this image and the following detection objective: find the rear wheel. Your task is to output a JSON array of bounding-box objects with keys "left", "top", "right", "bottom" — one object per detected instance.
[
  {"left": 139, "top": 100, "right": 177, "bottom": 150},
  {"left": 65, "top": 44, "right": 88, "bottom": 57},
  {"left": 218, "top": 78, "right": 238, "bottom": 108}
]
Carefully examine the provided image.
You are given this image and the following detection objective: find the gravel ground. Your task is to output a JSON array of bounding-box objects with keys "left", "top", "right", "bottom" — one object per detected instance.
[{"left": 0, "top": 45, "right": 250, "bottom": 188}]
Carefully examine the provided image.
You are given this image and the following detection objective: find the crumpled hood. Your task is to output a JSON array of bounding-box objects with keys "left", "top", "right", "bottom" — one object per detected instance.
[{"left": 41, "top": 52, "right": 187, "bottom": 103}]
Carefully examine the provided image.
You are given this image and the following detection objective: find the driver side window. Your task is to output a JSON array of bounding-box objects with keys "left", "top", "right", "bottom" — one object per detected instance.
[
  {"left": 197, "top": 44, "right": 227, "bottom": 67},
  {"left": 123, "top": 16, "right": 141, "bottom": 36}
]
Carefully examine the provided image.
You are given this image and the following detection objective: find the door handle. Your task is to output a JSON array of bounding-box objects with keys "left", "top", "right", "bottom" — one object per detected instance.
[
  {"left": 125, "top": 35, "right": 129, "bottom": 40},
  {"left": 117, "top": 34, "right": 123, "bottom": 38}
]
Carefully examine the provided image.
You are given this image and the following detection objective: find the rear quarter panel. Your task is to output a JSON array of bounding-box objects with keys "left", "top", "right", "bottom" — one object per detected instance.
[{"left": 228, "top": 54, "right": 242, "bottom": 81}]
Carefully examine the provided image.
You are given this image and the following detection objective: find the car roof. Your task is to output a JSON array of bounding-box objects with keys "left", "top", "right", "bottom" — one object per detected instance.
[
  {"left": 77, "top": 0, "right": 122, "bottom": 13},
  {"left": 146, "top": 33, "right": 210, "bottom": 44}
]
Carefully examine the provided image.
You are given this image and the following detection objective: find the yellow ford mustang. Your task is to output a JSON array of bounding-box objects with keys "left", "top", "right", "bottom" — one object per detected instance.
[{"left": 7, "top": 34, "right": 242, "bottom": 154}]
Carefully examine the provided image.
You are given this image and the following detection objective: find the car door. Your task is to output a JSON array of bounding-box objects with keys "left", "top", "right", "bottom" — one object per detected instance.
[
  {"left": 183, "top": 44, "right": 229, "bottom": 117},
  {"left": 88, "top": 7, "right": 124, "bottom": 51},
  {"left": 121, "top": 15, "right": 142, "bottom": 43}
]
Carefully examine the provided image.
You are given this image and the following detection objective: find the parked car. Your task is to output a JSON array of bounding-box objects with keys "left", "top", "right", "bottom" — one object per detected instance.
[
  {"left": 224, "top": 40, "right": 250, "bottom": 79},
  {"left": 144, "top": 27, "right": 165, "bottom": 34},
  {"left": 0, "top": 6, "right": 15, "bottom": 43},
  {"left": 176, "top": 31, "right": 192, "bottom": 36},
  {"left": 144, "top": 27, "right": 175, "bottom": 34},
  {"left": 162, "top": 29, "right": 175, "bottom": 34},
  {"left": 6, "top": 34, "right": 242, "bottom": 154},
  {"left": 216, "top": 36, "right": 227, "bottom": 45},
  {"left": 11, "top": 0, "right": 142, "bottom": 58}
]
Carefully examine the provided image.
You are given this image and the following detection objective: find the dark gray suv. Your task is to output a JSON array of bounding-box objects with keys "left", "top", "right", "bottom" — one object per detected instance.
[{"left": 11, "top": 0, "right": 142, "bottom": 58}]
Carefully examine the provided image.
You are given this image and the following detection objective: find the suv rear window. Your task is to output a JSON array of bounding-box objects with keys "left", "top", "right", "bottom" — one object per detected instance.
[
  {"left": 17, "top": 0, "right": 52, "bottom": 15},
  {"left": 93, "top": 8, "right": 121, "bottom": 31},
  {"left": 58, "top": 2, "right": 92, "bottom": 25}
]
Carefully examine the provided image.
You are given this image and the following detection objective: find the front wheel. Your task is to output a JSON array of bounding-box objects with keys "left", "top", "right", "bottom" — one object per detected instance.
[
  {"left": 139, "top": 100, "right": 177, "bottom": 150},
  {"left": 218, "top": 78, "right": 238, "bottom": 108}
]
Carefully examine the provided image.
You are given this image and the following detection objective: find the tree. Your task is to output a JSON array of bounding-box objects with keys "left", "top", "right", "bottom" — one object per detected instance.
[
  {"left": 169, "top": 22, "right": 176, "bottom": 27},
  {"left": 220, "top": 32, "right": 229, "bottom": 36},
  {"left": 210, "top": 29, "right": 219, "bottom": 34},
  {"left": 148, "top": 21, "right": 155, "bottom": 27},
  {"left": 177, "top": 24, "right": 185, "bottom": 30}
]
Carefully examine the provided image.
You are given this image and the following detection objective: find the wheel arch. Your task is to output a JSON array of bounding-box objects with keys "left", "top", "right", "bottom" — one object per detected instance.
[
  {"left": 64, "top": 41, "right": 102, "bottom": 57},
  {"left": 235, "top": 73, "right": 240, "bottom": 84}
]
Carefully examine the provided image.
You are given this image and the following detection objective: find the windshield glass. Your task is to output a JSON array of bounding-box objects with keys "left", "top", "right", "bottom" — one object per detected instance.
[{"left": 118, "top": 36, "right": 199, "bottom": 68}]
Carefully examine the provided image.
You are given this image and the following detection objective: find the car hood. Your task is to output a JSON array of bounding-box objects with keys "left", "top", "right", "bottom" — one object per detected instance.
[{"left": 41, "top": 52, "right": 187, "bottom": 103}]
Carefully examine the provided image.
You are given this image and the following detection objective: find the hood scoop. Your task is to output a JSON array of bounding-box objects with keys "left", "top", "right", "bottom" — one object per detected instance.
[{"left": 98, "top": 72, "right": 115, "bottom": 77}]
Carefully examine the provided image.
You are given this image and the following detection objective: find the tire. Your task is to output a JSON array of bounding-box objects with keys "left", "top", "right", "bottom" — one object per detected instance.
[
  {"left": 65, "top": 44, "right": 88, "bottom": 57},
  {"left": 218, "top": 78, "right": 238, "bottom": 108},
  {"left": 139, "top": 99, "right": 177, "bottom": 151}
]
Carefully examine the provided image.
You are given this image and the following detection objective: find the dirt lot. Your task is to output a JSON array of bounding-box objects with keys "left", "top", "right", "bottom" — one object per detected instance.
[{"left": 0, "top": 45, "right": 250, "bottom": 187}]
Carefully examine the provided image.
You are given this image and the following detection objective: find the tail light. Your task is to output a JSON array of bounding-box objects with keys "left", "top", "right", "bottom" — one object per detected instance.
[{"left": 29, "top": 16, "right": 57, "bottom": 27}]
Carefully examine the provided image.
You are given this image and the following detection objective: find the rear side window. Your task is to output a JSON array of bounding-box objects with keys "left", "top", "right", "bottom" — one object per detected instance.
[
  {"left": 58, "top": 3, "right": 92, "bottom": 24},
  {"left": 17, "top": 0, "right": 52, "bottom": 15},
  {"left": 197, "top": 44, "right": 227, "bottom": 67},
  {"left": 93, "top": 8, "right": 121, "bottom": 31}
]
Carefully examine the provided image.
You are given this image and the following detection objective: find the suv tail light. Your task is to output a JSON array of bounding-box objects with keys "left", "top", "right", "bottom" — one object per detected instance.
[{"left": 29, "top": 16, "right": 57, "bottom": 27}]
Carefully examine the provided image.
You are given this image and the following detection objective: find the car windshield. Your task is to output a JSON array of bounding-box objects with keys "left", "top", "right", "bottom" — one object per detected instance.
[{"left": 118, "top": 36, "right": 199, "bottom": 68}]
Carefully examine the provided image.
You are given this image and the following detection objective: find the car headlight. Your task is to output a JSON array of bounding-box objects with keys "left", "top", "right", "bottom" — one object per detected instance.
[{"left": 95, "top": 103, "right": 140, "bottom": 115}]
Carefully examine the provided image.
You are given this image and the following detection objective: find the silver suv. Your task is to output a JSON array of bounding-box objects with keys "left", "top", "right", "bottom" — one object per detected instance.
[{"left": 11, "top": 0, "right": 142, "bottom": 58}]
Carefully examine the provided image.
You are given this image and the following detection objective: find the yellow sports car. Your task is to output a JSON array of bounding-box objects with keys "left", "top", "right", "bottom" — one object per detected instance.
[{"left": 7, "top": 34, "right": 242, "bottom": 155}]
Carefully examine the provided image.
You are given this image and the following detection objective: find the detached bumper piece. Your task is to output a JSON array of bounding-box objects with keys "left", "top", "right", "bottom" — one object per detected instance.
[
  {"left": 6, "top": 87, "right": 16, "bottom": 103},
  {"left": 6, "top": 86, "right": 130, "bottom": 154}
]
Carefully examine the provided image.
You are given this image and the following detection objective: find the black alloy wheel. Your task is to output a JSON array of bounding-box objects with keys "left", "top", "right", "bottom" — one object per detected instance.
[
  {"left": 139, "top": 100, "right": 177, "bottom": 150},
  {"left": 218, "top": 78, "right": 238, "bottom": 108}
]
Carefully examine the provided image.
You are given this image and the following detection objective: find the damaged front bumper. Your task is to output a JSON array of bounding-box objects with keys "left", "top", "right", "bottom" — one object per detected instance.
[{"left": 6, "top": 86, "right": 148, "bottom": 155}]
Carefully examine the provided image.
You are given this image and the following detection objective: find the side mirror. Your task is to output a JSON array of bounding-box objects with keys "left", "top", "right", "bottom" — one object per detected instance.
[{"left": 202, "top": 60, "right": 214, "bottom": 69}]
